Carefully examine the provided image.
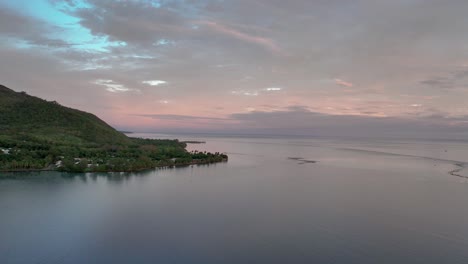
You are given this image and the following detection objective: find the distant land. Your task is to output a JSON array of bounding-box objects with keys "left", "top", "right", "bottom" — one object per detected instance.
[
  {"left": 181, "top": 141, "right": 206, "bottom": 144},
  {"left": 118, "top": 130, "right": 134, "bottom": 134},
  {"left": 0, "top": 85, "right": 227, "bottom": 173}
]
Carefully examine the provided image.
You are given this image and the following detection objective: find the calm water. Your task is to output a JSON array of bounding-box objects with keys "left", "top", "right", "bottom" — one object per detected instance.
[{"left": 1, "top": 135, "right": 468, "bottom": 264}]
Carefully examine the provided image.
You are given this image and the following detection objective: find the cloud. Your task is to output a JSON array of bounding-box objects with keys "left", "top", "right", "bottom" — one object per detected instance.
[
  {"left": 231, "top": 90, "right": 259, "bottom": 96},
  {"left": 71, "top": 0, "right": 189, "bottom": 46},
  {"left": 94, "top": 79, "right": 136, "bottom": 93},
  {"left": 0, "top": 6, "right": 73, "bottom": 48},
  {"left": 263, "top": 87, "right": 282, "bottom": 91},
  {"left": 138, "top": 114, "right": 230, "bottom": 122},
  {"left": 195, "top": 20, "right": 282, "bottom": 54},
  {"left": 135, "top": 106, "right": 468, "bottom": 138},
  {"left": 224, "top": 106, "right": 468, "bottom": 138},
  {"left": 420, "top": 67, "right": 468, "bottom": 89},
  {"left": 231, "top": 87, "right": 283, "bottom": 96},
  {"left": 3, "top": 0, "right": 468, "bottom": 136},
  {"left": 335, "top": 78, "right": 353, "bottom": 88},
  {"left": 143, "top": 80, "right": 167, "bottom": 86}
]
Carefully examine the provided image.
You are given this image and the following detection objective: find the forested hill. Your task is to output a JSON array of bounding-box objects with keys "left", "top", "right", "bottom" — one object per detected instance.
[
  {"left": 0, "top": 85, "right": 129, "bottom": 144},
  {"left": 0, "top": 85, "right": 227, "bottom": 172}
]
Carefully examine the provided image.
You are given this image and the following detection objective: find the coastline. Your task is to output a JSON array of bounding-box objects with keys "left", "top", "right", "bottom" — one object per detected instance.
[
  {"left": 448, "top": 163, "right": 468, "bottom": 179},
  {"left": 0, "top": 158, "right": 228, "bottom": 174}
]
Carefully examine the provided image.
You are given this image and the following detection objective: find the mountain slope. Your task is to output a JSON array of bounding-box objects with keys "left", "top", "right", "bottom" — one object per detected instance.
[{"left": 0, "top": 85, "right": 129, "bottom": 144}]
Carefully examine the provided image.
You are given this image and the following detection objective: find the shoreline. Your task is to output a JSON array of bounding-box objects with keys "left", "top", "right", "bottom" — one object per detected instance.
[
  {"left": 448, "top": 163, "right": 468, "bottom": 179},
  {"left": 0, "top": 159, "right": 228, "bottom": 174}
]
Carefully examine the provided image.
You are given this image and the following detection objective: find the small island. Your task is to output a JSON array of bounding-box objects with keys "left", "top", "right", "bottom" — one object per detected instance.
[{"left": 0, "top": 85, "right": 227, "bottom": 173}]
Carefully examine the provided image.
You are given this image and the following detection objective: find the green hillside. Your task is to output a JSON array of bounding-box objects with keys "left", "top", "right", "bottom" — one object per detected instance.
[
  {"left": 0, "top": 85, "right": 227, "bottom": 172},
  {"left": 0, "top": 85, "right": 129, "bottom": 144}
]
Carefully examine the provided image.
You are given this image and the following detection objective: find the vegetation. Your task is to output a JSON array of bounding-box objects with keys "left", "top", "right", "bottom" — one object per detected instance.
[{"left": 0, "top": 85, "right": 227, "bottom": 173}]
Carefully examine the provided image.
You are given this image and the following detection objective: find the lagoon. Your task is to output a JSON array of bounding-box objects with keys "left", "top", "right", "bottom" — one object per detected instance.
[{"left": 1, "top": 134, "right": 468, "bottom": 263}]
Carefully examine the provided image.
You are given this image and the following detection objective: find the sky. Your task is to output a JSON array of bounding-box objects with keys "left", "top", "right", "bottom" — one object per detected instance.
[{"left": 1, "top": 0, "right": 468, "bottom": 138}]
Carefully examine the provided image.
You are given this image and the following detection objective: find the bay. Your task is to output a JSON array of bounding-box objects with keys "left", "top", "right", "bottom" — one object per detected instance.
[{"left": 1, "top": 134, "right": 468, "bottom": 263}]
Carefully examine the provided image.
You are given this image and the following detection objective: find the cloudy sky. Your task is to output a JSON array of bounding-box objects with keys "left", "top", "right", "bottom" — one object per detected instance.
[{"left": 1, "top": 0, "right": 468, "bottom": 138}]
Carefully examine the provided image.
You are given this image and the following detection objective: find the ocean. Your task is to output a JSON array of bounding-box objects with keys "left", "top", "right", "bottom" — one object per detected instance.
[{"left": 1, "top": 134, "right": 468, "bottom": 263}]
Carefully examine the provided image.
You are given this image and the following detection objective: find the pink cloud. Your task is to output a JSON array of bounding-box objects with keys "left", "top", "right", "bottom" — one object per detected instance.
[
  {"left": 334, "top": 78, "right": 354, "bottom": 88},
  {"left": 195, "top": 20, "right": 282, "bottom": 54}
]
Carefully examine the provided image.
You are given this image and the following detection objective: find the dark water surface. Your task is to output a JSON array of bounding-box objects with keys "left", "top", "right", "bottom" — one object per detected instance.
[{"left": 1, "top": 135, "right": 468, "bottom": 263}]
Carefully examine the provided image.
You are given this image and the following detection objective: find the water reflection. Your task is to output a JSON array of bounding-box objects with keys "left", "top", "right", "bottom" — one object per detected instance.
[{"left": 2, "top": 136, "right": 468, "bottom": 264}]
